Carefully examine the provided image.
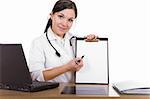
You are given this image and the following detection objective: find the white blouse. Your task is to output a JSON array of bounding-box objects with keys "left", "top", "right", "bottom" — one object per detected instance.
[{"left": 29, "top": 28, "right": 75, "bottom": 82}]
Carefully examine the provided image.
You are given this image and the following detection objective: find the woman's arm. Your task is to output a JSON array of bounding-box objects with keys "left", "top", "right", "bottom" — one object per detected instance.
[{"left": 43, "top": 58, "right": 83, "bottom": 81}]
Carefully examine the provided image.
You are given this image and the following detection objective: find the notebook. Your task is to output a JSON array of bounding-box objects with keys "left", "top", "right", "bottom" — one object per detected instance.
[
  {"left": 0, "top": 44, "right": 59, "bottom": 92},
  {"left": 113, "top": 81, "right": 150, "bottom": 95}
]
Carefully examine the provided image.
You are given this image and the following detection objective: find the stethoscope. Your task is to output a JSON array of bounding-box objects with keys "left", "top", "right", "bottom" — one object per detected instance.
[{"left": 45, "top": 31, "right": 76, "bottom": 57}]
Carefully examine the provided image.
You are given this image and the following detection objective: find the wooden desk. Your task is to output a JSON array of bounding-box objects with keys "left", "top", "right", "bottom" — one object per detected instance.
[{"left": 0, "top": 83, "right": 149, "bottom": 99}]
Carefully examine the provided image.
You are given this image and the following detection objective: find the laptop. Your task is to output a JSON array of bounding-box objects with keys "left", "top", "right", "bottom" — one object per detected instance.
[{"left": 0, "top": 44, "right": 59, "bottom": 92}]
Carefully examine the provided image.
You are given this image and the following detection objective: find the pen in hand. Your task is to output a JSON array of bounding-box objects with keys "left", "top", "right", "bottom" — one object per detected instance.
[
  {"left": 75, "top": 55, "right": 84, "bottom": 65},
  {"left": 77, "top": 55, "right": 84, "bottom": 63}
]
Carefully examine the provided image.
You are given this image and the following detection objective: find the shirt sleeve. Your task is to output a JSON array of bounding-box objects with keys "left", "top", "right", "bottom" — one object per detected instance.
[
  {"left": 30, "top": 70, "right": 45, "bottom": 81},
  {"left": 28, "top": 38, "right": 45, "bottom": 81}
]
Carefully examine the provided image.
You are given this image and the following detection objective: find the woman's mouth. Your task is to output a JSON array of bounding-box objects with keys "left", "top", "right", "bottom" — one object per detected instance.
[{"left": 58, "top": 26, "right": 67, "bottom": 32}]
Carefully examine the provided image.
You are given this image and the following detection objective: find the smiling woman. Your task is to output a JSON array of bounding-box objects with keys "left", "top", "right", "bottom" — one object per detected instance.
[
  {"left": 50, "top": 9, "right": 75, "bottom": 37},
  {"left": 28, "top": 0, "right": 97, "bottom": 83},
  {"left": 0, "top": 0, "right": 149, "bottom": 84}
]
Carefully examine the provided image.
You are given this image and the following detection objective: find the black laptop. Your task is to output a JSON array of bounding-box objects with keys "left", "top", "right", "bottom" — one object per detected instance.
[{"left": 0, "top": 44, "right": 59, "bottom": 92}]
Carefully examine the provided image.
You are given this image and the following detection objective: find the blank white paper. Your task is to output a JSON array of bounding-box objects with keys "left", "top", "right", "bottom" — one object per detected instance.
[{"left": 76, "top": 39, "right": 109, "bottom": 84}]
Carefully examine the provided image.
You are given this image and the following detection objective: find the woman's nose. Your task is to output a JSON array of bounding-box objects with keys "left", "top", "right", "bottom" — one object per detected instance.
[{"left": 61, "top": 19, "right": 68, "bottom": 27}]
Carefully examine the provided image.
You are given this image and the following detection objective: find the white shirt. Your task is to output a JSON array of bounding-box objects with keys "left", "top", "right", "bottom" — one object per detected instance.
[{"left": 29, "top": 28, "right": 75, "bottom": 82}]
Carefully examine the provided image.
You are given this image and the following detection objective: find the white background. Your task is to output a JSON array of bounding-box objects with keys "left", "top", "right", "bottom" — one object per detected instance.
[{"left": 0, "top": 0, "right": 150, "bottom": 83}]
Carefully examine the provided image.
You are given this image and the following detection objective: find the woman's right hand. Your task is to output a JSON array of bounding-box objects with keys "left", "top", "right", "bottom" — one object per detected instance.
[{"left": 66, "top": 58, "right": 83, "bottom": 72}]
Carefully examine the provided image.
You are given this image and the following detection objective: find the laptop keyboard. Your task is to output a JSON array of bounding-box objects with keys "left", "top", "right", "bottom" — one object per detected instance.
[
  {"left": 0, "top": 81, "right": 59, "bottom": 92},
  {"left": 30, "top": 81, "right": 59, "bottom": 92},
  {"left": 31, "top": 81, "right": 58, "bottom": 88}
]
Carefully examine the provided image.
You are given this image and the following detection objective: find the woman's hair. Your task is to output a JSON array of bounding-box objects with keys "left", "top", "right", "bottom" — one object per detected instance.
[{"left": 44, "top": 0, "right": 77, "bottom": 33}]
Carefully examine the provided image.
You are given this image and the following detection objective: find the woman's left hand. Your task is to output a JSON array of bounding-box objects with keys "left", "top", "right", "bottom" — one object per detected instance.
[{"left": 85, "top": 34, "right": 99, "bottom": 42}]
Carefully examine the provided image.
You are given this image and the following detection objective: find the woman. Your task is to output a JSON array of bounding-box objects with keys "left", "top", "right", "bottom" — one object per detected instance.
[{"left": 29, "top": 0, "right": 97, "bottom": 83}]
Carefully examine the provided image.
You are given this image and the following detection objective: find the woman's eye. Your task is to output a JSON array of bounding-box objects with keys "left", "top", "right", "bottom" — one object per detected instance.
[
  {"left": 58, "top": 15, "right": 63, "bottom": 18},
  {"left": 68, "top": 19, "right": 73, "bottom": 22}
]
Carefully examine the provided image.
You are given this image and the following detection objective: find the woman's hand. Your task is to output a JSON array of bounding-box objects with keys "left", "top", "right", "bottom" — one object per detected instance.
[
  {"left": 65, "top": 58, "right": 83, "bottom": 72},
  {"left": 85, "top": 34, "right": 99, "bottom": 42}
]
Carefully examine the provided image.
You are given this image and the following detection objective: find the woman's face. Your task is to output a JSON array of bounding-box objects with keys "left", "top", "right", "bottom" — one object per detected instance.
[{"left": 51, "top": 9, "right": 75, "bottom": 38}]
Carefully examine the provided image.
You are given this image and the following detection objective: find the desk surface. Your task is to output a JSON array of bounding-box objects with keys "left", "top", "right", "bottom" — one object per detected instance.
[{"left": 0, "top": 83, "right": 149, "bottom": 99}]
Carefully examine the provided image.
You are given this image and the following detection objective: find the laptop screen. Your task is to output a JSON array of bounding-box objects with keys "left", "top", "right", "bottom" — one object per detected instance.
[{"left": 0, "top": 44, "right": 32, "bottom": 85}]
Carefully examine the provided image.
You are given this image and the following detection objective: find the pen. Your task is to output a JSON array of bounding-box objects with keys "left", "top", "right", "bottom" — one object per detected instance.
[{"left": 77, "top": 55, "right": 84, "bottom": 63}]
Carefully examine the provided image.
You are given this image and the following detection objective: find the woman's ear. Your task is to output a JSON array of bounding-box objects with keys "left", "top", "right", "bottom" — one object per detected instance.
[
  {"left": 47, "top": 13, "right": 53, "bottom": 20},
  {"left": 50, "top": 13, "right": 54, "bottom": 20},
  {"left": 50, "top": 13, "right": 53, "bottom": 17}
]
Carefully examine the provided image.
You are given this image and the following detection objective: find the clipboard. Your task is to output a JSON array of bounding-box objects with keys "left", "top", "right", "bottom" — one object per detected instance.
[{"left": 74, "top": 37, "right": 109, "bottom": 84}]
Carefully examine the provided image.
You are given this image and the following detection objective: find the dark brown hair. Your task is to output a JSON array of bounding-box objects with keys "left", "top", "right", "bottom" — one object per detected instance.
[{"left": 44, "top": 0, "right": 77, "bottom": 33}]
